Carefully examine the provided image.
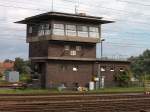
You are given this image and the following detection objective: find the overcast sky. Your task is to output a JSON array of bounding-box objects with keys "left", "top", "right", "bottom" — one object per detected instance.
[{"left": 0, "top": 0, "right": 150, "bottom": 61}]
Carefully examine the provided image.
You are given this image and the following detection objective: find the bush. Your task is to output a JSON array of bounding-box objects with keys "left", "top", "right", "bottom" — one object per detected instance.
[
  {"left": 20, "top": 73, "right": 32, "bottom": 83},
  {"left": 114, "top": 70, "right": 132, "bottom": 87}
]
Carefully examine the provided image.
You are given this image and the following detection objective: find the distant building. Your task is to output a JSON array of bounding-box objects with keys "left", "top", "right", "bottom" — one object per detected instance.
[
  {"left": 16, "top": 12, "right": 130, "bottom": 88},
  {"left": 0, "top": 60, "right": 14, "bottom": 75},
  {"left": 5, "top": 71, "right": 19, "bottom": 82}
]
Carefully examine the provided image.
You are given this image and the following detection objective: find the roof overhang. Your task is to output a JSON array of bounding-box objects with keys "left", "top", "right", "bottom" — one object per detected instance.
[{"left": 15, "top": 12, "right": 114, "bottom": 24}]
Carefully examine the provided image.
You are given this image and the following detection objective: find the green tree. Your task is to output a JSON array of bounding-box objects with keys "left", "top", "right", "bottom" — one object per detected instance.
[
  {"left": 14, "top": 57, "right": 32, "bottom": 74},
  {"left": 129, "top": 49, "right": 150, "bottom": 80},
  {"left": 114, "top": 70, "right": 132, "bottom": 87}
]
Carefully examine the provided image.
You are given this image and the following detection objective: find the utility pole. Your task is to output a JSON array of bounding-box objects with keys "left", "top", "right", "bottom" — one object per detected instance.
[
  {"left": 101, "top": 39, "right": 105, "bottom": 58},
  {"left": 97, "top": 39, "right": 105, "bottom": 88}
]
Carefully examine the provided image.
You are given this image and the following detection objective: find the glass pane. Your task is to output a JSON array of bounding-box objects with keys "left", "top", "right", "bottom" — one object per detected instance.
[
  {"left": 53, "top": 29, "right": 64, "bottom": 36},
  {"left": 89, "top": 27, "right": 99, "bottom": 32},
  {"left": 38, "top": 30, "right": 44, "bottom": 36},
  {"left": 89, "top": 32, "right": 99, "bottom": 38},
  {"left": 66, "top": 25, "right": 76, "bottom": 30},
  {"left": 66, "top": 30, "right": 76, "bottom": 36},
  {"left": 45, "top": 30, "right": 51, "bottom": 35},
  {"left": 29, "top": 26, "right": 32, "bottom": 34},
  {"left": 77, "top": 26, "right": 88, "bottom": 32},
  {"left": 54, "top": 24, "right": 64, "bottom": 29},
  {"left": 78, "top": 31, "right": 88, "bottom": 37},
  {"left": 45, "top": 24, "right": 50, "bottom": 30}
]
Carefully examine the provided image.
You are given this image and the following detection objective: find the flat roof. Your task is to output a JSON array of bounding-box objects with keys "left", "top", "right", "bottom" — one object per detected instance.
[
  {"left": 15, "top": 11, "right": 114, "bottom": 24},
  {"left": 30, "top": 57, "right": 130, "bottom": 63}
]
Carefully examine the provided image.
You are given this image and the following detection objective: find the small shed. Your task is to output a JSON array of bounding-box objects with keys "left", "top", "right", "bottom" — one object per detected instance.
[{"left": 5, "top": 71, "right": 19, "bottom": 82}]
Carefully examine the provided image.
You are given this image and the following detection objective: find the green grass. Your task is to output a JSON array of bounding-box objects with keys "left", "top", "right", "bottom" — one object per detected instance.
[
  {"left": 89, "top": 87, "right": 145, "bottom": 94},
  {"left": 0, "top": 88, "right": 58, "bottom": 94},
  {"left": 0, "top": 87, "right": 145, "bottom": 94}
]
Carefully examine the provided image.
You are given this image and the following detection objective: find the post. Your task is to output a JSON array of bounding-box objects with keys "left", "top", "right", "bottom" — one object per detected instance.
[
  {"left": 101, "top": 39, "right": 105, "bottom": 58},
  {"left": 101, "top": 41, "right": 103, "bottom": 58},
  {"left": 98, "top": 64, "right": 101, "bottom": 88}
]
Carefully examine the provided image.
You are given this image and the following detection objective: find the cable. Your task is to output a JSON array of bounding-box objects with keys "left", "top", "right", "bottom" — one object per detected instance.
[{"left": 117, "top": 0, "right": 150, "bottom": 7}]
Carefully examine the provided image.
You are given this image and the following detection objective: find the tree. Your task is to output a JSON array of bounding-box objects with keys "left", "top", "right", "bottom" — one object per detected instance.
[
  {"left": 114, "top": 70, "right": 132, "bottom": 87},
  {"left": 14, "top": 57, "right": 30, "bottom": 74},
  {"left": 129, "top": 49, "right": 150, "bottom": 80}
]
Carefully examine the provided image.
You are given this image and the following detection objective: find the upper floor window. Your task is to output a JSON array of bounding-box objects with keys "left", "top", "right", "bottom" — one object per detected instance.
[
  {"left": 38, "top": 24, "right": 45, "bottom": 36},
  {"left": 38, "top": 24, "right": 51, "bottom": 36},
  {"left": 77, "top": 26, "right": 88, "bottom": 37},
  {"left": 53, "top": 24, "right": 64, "bottom": 36},
  {"left": 89, "top": 27, "right": 99, "bottom": 38},
  {"left": 66, "top": 25, "right": 76, "bottom": 36},
  {"left": 29, "top": 26, "right": 32, "bottom": 34},
  {"left": 45, "top": 24, "right": 51, "bottom": 35}
]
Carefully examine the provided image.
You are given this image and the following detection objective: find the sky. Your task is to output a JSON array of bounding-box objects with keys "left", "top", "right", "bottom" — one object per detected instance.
[{"left": 0, "top": 0, "right": 150, "bottom": 61}]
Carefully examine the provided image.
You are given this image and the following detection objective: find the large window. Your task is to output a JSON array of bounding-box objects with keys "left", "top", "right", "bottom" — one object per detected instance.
[
  {"left": 53, "top": 24, "right": 64, "bottom": 36},
  {"left": 66, "top": 25, "right": 77, "bottom": 36},
  {"left": 77, "top": 26, "right": 88, "bottom": 37},
  {"left": 89, "top": 27, "right": 99, "bottom": 38},
  {"left": 38, "top": 24, "right": 51, "bottom": 36},
  {"left": 28, "top": 26, "right": 32, "bottom": 34},
  {"left": 45, "top": 24, "right": 51, "bottom": 35},
  {"left": 38, "top": 24, "right": 45, "bottom": 36}
]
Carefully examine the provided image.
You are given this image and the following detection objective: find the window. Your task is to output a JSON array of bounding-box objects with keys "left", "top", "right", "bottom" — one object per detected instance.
[
  {"left": 119, "top": 68, "right": 124, "bottom": 72},
  {"left": 77, "top": 25, "right": 88, "bottom": 37},
  {"left": 60, "top": 65, "right": 67, "bottom": 71},
  {"left": 53, "top": 24, "right": 64, "bottom": 36},
  {"left": 29, "top": 26, "right": 32, "bottom": 34},
  {"left": 64, "top": 45, "right": 70, "bottom": 51},
  {"left": 101, "top": 66, "right": 106, "bottom": 72},
  {"left": 72, "top": 66, "right": 78, "bottom": 72},
  {"left": 110, "top": 68, "right": 115, "bottom": 72},
  {"left": 70, "top": 50, "right": 76, "bottom": 56},
  {"left": 37, "top": 24, "right": 51, "bottom": 36},
  {"left": 45, "top": 24, "right": 51, "bottom": 35},
  {"left": 38, "top": 24, "right": 45, "bottom": 36},
  {"left": 76, "top": 46, "right": 81, "bottom": 51},
  {"left": 66, "top": 25, "right": 77, "bottom": 36},
  {"left": 89, "top": 27, "right": 99, "bottom": 38}
]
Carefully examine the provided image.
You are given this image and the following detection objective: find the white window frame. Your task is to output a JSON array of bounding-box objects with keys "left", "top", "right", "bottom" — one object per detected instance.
[
  {"left": 70, "top": 50, "right": 76, "bottom": 56},
  {"left": 89, "top": 27, "right": 99, "bottom": 38},
  {"left": 77, "top": 25, "right": 88, "bottom": 37},
  {"left": 66, "top": 24, "right": 77, "bottom": 36},
  {"left": 53, "top": 23, "right": 65, "bottom": 36}
]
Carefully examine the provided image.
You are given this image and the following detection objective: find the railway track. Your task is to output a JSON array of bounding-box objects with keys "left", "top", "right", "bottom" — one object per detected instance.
[{"left": 0, "top": 93, "right": 149, "bottom": 112}]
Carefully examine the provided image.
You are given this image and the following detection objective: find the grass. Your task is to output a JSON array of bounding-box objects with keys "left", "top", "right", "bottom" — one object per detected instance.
[
  {"left": 90, "top": 87, "right": 145, "bottom": 94},
  {"left": 0, "top": 87, "right": 145, "bottom": 94}
]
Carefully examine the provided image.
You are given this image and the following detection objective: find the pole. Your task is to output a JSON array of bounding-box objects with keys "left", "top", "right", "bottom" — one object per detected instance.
[
  {"left": 51, "top": 0, "right": 54, "bottom": 12},
  {"left": 75, "top": 0, "right": 79, "bottom": 14},
  {"left": 100, "top": 39, "right": 105, "bottom": 58},
  {"left": 98, "top": 64, "right": 101, "bottom": 88},
  {"left": 101, "top": 41, "right": 103, "bottom": 58}
]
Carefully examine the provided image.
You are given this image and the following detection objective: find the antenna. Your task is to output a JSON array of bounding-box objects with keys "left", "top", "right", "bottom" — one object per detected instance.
[
  {"left": 51, "top": 0, "right": 54, "bottom": 12},
  {"left": 75, "top": 0, "right": 79, "bottom": 14}
]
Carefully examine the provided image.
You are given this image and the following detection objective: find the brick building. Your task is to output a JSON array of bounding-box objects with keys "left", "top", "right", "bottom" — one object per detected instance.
[{"left": 16, "top": 12, "right": 130, "bottom": 88}]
